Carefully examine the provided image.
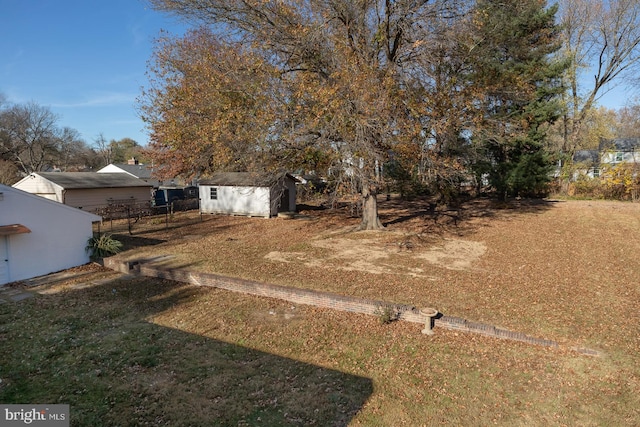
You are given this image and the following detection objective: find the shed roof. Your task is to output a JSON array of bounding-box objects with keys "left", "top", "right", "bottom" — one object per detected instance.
[
  {"left": 33, "top": 172, "right": 152, "bottom": 189},
  {"left": 199, "top": 172, "right": 298, "bottom": 187}
]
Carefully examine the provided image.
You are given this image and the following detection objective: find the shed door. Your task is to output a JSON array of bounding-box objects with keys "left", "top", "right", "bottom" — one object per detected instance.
[
  {"left": 278, "top": 189, "right": 290, "bottom": 213},
  {"left": 0, "top": 237, "right": 8, "bottom": 285}
]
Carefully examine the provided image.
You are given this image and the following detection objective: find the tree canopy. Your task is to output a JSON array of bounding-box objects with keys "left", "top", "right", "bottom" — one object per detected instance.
[
  {"left": 144, "top": 0, "right": 447, "bottom": 229},
  {"left": 142, "top": 0, "right": 568, "bottom": 225},
  {"left": 0, "top": 101, "right": 103, "bottom": 183},
  {"left": 468, "top": 0, "right": 568, "bottom": 199},
  {"left": 558, "top": 0, "right": 640, "bottom": 154},
  {"left": 0, "top": 97, "right": 142, "bottom": 184}
]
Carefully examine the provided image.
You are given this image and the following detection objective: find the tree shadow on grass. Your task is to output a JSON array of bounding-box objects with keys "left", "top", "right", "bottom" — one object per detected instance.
[
  {"left": 112, "top": 235, "right": 167, "bottom": 251},
  {"left": 379, "top": 196, "right": 560, "bottom": 237},
  {"left": 0, "top": 272, "right": 373, "bottom": 426},
  {"left": 105, "top": 215, "right": 240, "bottom": 249}
]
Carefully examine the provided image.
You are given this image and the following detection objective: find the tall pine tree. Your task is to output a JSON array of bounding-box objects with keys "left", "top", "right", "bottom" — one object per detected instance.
[{"left": 469, "top": 0, "right": 568, "bottom": 199}]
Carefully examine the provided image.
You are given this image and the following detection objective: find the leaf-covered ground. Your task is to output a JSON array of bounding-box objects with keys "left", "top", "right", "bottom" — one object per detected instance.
[
  {"left": 2, "top": 197, "right": 639, "bottom": 425},
  {"left": 114, "top": 198, "right": 640, "bottom": 350}
]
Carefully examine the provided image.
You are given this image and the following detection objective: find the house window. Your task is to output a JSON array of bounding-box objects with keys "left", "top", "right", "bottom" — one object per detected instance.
[
  {"left": 210, "top": 187, "right": 218, "bottom": 200},
  {"left": 614, "top": 152, "right": 624, "bottom": 163},
  {"left": 593, "top": 168, "right": 600, "bottom": 178}
]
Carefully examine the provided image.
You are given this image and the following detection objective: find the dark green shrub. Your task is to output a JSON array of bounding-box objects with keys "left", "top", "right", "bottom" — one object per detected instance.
[{"left": 86, "top": 233, "right": 123, "bottom": 259}]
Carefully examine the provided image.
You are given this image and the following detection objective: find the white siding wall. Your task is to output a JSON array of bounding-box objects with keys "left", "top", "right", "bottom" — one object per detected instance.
[
  {"left": 0, "top": 186, "right": 101, "bottom": 285},
  {"left": 601, "top": 151, "right": 640, "bottom": 164},
  {"left": 13, "top": 175, "right": 62, "bottom": 201},
  {"left": 200, "top": 185, "right": 271, "bottom": 217}
]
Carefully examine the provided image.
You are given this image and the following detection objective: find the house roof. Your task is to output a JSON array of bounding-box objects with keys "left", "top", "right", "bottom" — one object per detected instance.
[
  {"left": 102, "top": 163, "right": 154, "bottom": 179},
  {"left": 33, "top": 172, "right": 152, "bottom": 189},
  {"left": 199, "top": 172, "right": 299, "bottom": 187},
  {"left": 573, "top": 150, "right": 599, "bottom": 163},
  {"left": 599, "top": 138, "right": 640, "bottom": 151},
  {"left": 1, "top": 184, "right": 102, "bottom": 222}
]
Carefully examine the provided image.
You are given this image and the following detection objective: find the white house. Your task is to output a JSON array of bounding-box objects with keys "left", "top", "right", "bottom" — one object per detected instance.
[
  {"left": 199, "top": 172, "right": 298, "bottom": 218},
  {"left": 0, "top": 184, "right": 102, "bottom": 286},
  {"left": 97, "top": 158, "right": 164, "bottom": 188},
  {"left": 572, "top": 150, "right": 601, "bottom": 179},
  {"left": 572, "top": 138, "right": 640, "bottom": 179},
  {"left": 12, "top": 172, "right": 153, "bottom": 215},
  {"left": 599, "top": 138, "right": 640, "bottom": 165}
]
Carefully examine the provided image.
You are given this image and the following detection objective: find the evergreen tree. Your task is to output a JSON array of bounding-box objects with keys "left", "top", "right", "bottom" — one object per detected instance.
[{"left": 469, "top": 0, "right": 568, "bottom": 199}]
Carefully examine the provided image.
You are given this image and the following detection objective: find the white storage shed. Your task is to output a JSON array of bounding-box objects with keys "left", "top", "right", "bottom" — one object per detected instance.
[{"left": 199, "top": 172, "right": 298, "bottom": 218}]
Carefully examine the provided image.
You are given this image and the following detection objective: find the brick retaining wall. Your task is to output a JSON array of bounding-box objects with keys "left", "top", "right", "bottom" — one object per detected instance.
[{"left": 105, "top": 257, "right": 598, "bottom": 354}]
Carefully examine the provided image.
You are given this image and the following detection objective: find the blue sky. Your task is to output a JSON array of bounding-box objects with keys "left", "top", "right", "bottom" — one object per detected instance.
[
  {"left": 0, "top": 1, "right": 634, "bottom": 150},
  {"left": 0, "top": 0, "right": 187, "bottom": 147}
]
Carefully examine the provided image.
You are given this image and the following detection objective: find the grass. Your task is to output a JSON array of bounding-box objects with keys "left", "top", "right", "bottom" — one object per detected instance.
[
  {"left": 1, "top": 270, "right": 639, "bottom": 425},
  {"left": 0, "top": 276, "right": 373, "bottom": 426},
  {"left": 1, "top": 197, "right": 640, "bottom": 425}
]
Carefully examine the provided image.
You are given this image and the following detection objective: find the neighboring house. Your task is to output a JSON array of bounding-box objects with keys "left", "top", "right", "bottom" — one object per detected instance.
[
  {"left": 572, "top": 138, "right": 640, "bottom": 179},
  {"left": 199, "top": 172, "right": 298, "bottom": 218},
  {"left": 97, "top": 158, "right": 164, "bottom": 188},
  {"left": 0, "top": 184, "right": 101, "bottom": 286},
  {"left": 12, "top": 172, "right": 153, "bottom": 214},
  {"left": 598, "top": 137, "right": 640, "bottom": 165},
  {"left": 572, "top": 150, "right": 601, "bottom": 179}
]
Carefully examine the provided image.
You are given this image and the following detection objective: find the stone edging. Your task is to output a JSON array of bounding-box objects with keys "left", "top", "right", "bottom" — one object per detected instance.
[{"left": 104, "top": 257, "right": 600, "bottom": 356}]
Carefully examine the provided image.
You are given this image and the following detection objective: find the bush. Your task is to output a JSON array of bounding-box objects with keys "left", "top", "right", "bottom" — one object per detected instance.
[
  {"left": 567, "top": 163, "right": 640, "bottom": 201},
  {"left": 86, "top": 233, "right": 123, "bottom": 259},
  {"left": 601, "top": 163, "right": 640, "bottom": 201},
  {"left": 375, "top": 304, "right": 400, "bottom": 324},
  {"left": 569, "top": 178, "right": 605, "bottom": 200}
]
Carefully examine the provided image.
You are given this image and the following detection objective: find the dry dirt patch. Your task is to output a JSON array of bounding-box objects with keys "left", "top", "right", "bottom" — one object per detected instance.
[
  {"left": 415, "top": 238, "right": 487, "bottom": 270},
  {"left": 265, "top": 231, "right": 487, "bottom": 277}
]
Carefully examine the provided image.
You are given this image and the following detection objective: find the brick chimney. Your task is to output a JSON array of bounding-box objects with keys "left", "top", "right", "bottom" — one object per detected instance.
[{"left": 127, "top": 158, "right": 139, "bottom": 165}]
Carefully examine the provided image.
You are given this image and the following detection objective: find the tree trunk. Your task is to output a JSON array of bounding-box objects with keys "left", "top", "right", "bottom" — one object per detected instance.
[{"left": 359, "top": 184, "right": 384, "bottom": 230}]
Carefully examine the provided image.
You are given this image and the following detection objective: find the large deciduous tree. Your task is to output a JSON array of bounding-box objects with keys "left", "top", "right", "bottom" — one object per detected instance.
[
  {"left": 143, "top": 0, "right": 568, "bottom": 215},
  {"left": 109, "top": 137, "right": 144, "bottom": 164},
  {"left": 558, "top": 0, "right": 640, "bottom": 153},
  {"left": 143, "top": 0, "right": 442, "bottom": 229},
  {"left": 615, "top": 103, "right": 640, "bottom": 138},
  {"left": 0, "top": 102, "right": 62, "bottom": 174},
  {"left": 0, "top": 100, "right": 101, "bottom": 179},
  {"left": 140, "top": 29, "right": 280, "bottom": 182},
  {"left": 94, "top": 133, "right": 112, "bottom": 167},
  {"left": 56, "top": 127, "right": 92, "bottom": 171}
]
